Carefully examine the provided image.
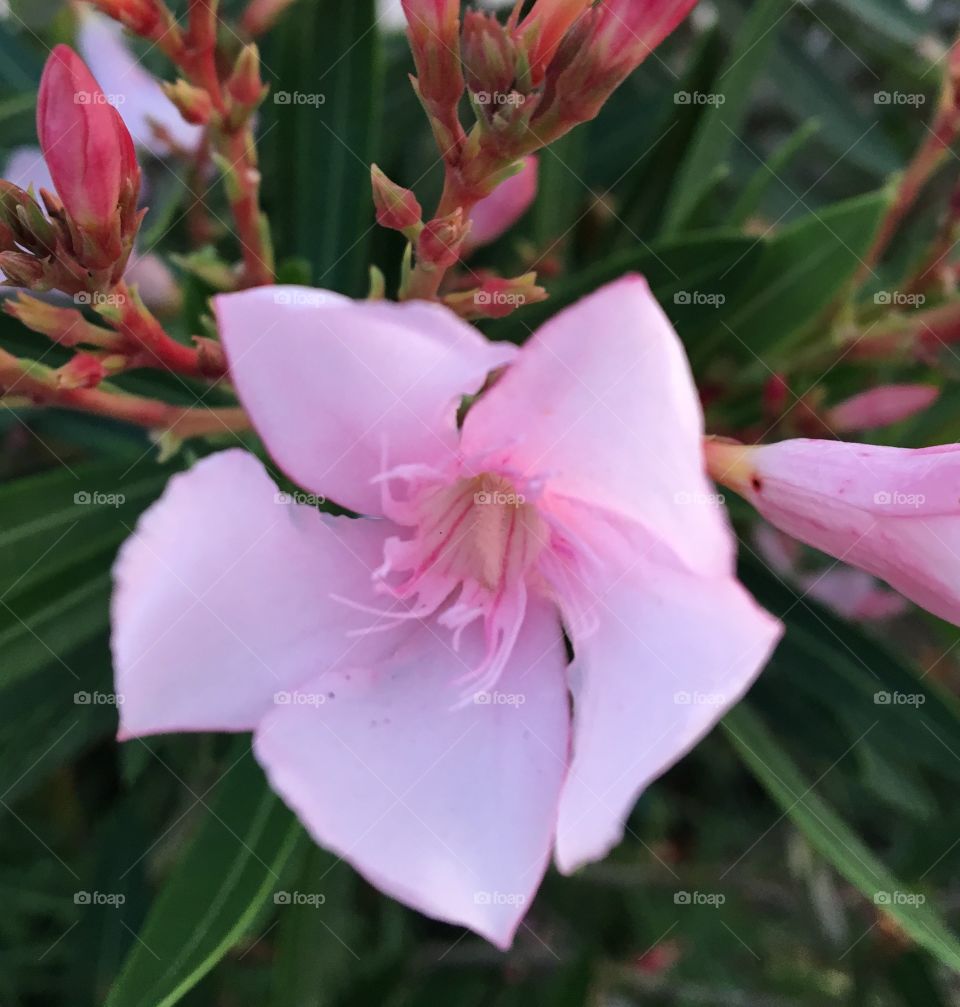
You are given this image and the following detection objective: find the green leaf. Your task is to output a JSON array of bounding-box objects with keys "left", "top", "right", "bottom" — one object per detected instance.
[
  {"left": 737, "top": 552, "right": 960, "bottom": 789},
  {"left": 0, "top": 560, "right": 112, "bottom": 694},
  {"left": 0, "top": 638, "right": 116, "bottom": 803},
  {"left": 489, "top": 230, "right": 763, "bottom": 347},
  {"left": 104, "top": 744, "right": 306, "bottom": 1007},
  {"left": 661, "top": 0, "right": 792, "bottom": 235},
  {"left": 772, "top": 43, "right": 900, "bottom": 178},
  {"left": 264, "top": 0, "right": 382, "bottom": 295},
  {"left": 829, "top": 0, "right": 929, "bottom": 46},
  {"left": 0, "top": 460, "right": 171, "bottom": 597},
  {"left": 711, "top": 188, "right": 891, "bottom": 365},
  {"left": 729, "top": 118, "right": 821, "bottom": 226},
  {"left": 724, "top": 704, "right": 960, "bottom": 971}
]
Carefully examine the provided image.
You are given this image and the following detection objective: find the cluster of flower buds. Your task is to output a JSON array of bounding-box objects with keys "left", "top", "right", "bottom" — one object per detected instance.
[
  {"left": 382, "top": 0, "right": 695, "bottom": 316},
  {"left": 403, "top": 0, "right": 696, "bottom": 212},
  {"left": 0, "top": 46, "right": 142, "bottom": 295}
]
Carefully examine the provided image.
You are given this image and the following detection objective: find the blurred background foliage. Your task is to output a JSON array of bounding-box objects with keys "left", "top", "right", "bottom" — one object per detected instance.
[{"left": 3, "top": 0, "right": 960, "bottom": 1004}]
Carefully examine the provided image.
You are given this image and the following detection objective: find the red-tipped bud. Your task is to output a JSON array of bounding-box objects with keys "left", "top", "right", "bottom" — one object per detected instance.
[
  {"left": 445, "top": 271, "right": 548, "bottom": 319},
  {"left": 227, "top": 45, "right": 269, "bottom": 111},
  {"left": 0, "top": 252, "right": 47, "bottom": 288},
  {"left": 585, "top": 0, "right": 696, "bottom": 80},
  {"left": 417, "top": 210, "right": 469, "bottom": 270},
  {"left": 827, "top": 384, "right": 940, "bottom": 433},
  {"left": 89, "top": 0, "right": 169, "bottom": 38},
  {"left": 56, "top": 352, "right": 112, "bottom": 390},
  {"left": 537, "top": 0, "right": 696, "bottom": 130},
  {"left": 161, "top": 79, "right": 214, "bottom": 125},
  {"left": 371, "top": 165, "right": 422, "bottom": 233},
  {"left": 517, "top": 0, "right": 592, "bottom": 82},
  {"left": 402, "top": 0, "right": 465, "bottom": 105},
  {"left": 240, "top": 0, "right": 298, "bottom": 36},
  {"left": 462, "top": 10, "right": 518, "bottom": 99},
  {"left": 37, "top": 46, "right": 141, "bottom": 268}
]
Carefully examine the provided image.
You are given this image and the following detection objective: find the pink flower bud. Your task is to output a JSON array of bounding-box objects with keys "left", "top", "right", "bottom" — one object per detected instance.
[
  {"left": 371, "top": 164, "right": 422, "bottom": 232},
  {"left": 227, "top": 45, "right": 268, "bottom": 111},
  {"left": 544, "top": 0, "right": 697, "bottom": 125},
  {"left": 401, "top": 0, "right": 464, "bottom": 105},
  {"left": 37, "top": 45, "right": 141, "bottom": 265},
  {"left": 417, "top": 210, "right": 469, "bottom": 269},
  {"left": 517, "top": 0, "right": 593, "bottom": 82},
  {"left": 826, "top": 384, "right": 939, "bottom": 433}
]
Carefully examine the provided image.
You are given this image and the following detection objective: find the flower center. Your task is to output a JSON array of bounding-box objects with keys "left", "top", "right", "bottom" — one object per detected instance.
[{"left": 370, "top": 466, "right": 549, "bottom": 699}]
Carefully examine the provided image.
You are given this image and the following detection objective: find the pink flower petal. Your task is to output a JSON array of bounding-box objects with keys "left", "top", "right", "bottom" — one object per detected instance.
[
  {"left": 254, "top": 600, "right": 569, "bottom": 949},
  {"left": 465, "top": 156, "right": 539, "bottom": 252},
  {"left": 112, "top": 450, "right": 399, "bottom": 739},
  {"left": 214, "top": 288, "right": 516, "bottom": 516},
  {"left": 461, "top": 275, "right": 733, "bottom": 577},
  {"left": 555, "top": 564, "right": 782, "bottom": 873},
  {"left": 711, "top": 439, "right": 960, "bottom": 626}
]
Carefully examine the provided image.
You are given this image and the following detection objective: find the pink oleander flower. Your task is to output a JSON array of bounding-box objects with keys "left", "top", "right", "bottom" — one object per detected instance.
[
  {"left": 826, "top": 384, "right": 939, "bottom": 433},
  {"left": 37, "top": 44, "right": 140, "bottom": 267},
  {"left": 464, "top": 155, "right": 539, "bottom": 253},
  {"left": 112, "top": 277, "right": 781, "bottom": 947},
  {"left": 708, "top": 438, "right": 960, "bottom": 627}
]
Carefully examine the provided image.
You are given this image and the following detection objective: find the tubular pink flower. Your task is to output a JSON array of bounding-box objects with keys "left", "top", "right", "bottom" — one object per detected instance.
[
  {"left": 112, "top": 277, "right": 781, "bottom": 947},
  {"left": 37, "top": 45, "right": 138, "bottom": 242},
  {"left": 464, "top": 155, "right": 539, "bottom": 252},
  {"left": 707, "top": 438, "right": 960, "bottom": 627}
]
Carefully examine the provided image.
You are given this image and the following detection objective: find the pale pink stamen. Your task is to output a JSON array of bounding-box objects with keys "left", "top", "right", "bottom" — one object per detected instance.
[{"left": 372, "top": 465, "right": 551, "bottom": 696}]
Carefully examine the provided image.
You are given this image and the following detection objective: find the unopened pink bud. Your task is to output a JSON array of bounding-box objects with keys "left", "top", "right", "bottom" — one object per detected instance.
[
  {"left": 401, "top": 0, "right": 465, "bottom": 105},
  {"left": 56, "top": 352, "right": 111, "bottom": 390},
  {"left": 827, "top": 384, "right": 939, "bottom": 433},
  {"left": 417, "top": 211, "right": 469, "bottom": 270},
  {"left": 227, "top": 45, "right": 268, "bottom": 111},
  {"left": 37, "top": 46, "right": 141, "bottom": 265},
  {"left": 518, "top": 0, "right": 592, "bottom": 82},
  {"left": 371, "top": 165, "right": 422, "bottom": 233},
  {"left": 162, "top": 79, "right": 214, "bottom": 125}
]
